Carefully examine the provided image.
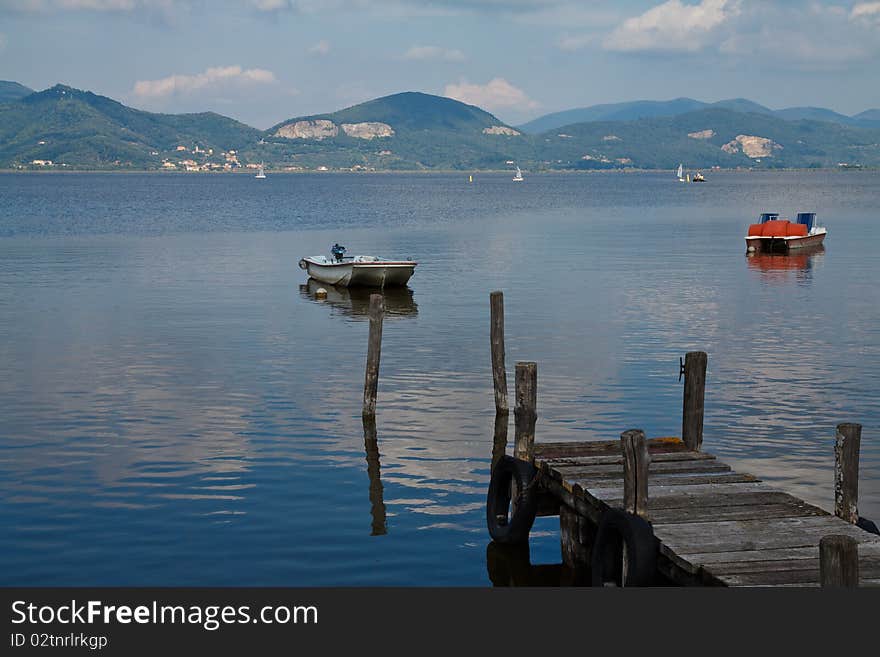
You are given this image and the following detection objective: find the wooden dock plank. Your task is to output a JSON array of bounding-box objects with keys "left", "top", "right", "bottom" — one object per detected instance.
[
  {"left": 534, "top": 437, "right": 688, "bottom": 459},
  {"left": 552, "top": 459, "right": 731, "bottom": 478},
  {"left": 531, "top": 439, "right": 880, "bottom": 587},
  {"left": 658, "top": 516, "right": 880, "bottom": 556},
  {"left": 586, "top": 480, "right": 775, "bottom": 504},
  {"left": 570, "top": 471, "right": 758, "bottom": 491},
  {"left": 649, "top": 501, "right": 828, "bottom": 525},
  {"left": 542, "top": 451, "right": 714, "bottom": 467}
]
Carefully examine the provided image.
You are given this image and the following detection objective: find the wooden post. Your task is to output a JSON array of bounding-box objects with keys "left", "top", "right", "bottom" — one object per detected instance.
[
  {"left": 513, "top": 361, "right": 537, "bottom": 462},
  {"left": 490, "top": 291, "right": 508, "bottom": 413},
  {"left": 362, "top": 415, "right": 387, "bottom": 536},
  {"left": 491, "top": 411, "right": 509, "bottom": 471},
  {"left": 362, "top": 293, "right": 385, "bottom": 418},
  {"left": 820, "top": 535, "right": 859, "bottom": 587},
  {"left": 682, "top": 351, "right": 708, "bottom": 452},
  {"left": 560, "top": 505, "right": 594, "bottom": 583},
  {"left": 834, "top": 423, "right": 861, "bottom": 524},
  {"left": 621, "top": 429, "right": 650, "bottom": 519}
]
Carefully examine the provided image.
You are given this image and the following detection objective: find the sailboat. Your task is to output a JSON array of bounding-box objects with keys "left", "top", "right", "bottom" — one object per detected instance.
[
  {"left": 512, "top": 165, "right": 524, "bottom": 182},
  {"left": 255, "top": 163, "right": 267, "bottom": 179},
  {"left": 677, "top": 163, "right": 685, "bottom": 182}
]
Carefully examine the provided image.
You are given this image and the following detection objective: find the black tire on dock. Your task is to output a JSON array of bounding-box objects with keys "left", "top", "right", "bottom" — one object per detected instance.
[
  {"left": 486, "top": 455, "right": 539, "bottom": 545},
  {"left": 857, "top": 516, "right": 880, "bottom": 536},
  {"left": 591, "top": 509, "right": 657, "bottom": 587}
]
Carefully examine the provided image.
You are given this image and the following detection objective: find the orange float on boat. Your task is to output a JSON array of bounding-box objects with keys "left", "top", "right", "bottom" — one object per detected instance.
[{"left": 745, "top": 213, "right": 826, "bottom": 253}]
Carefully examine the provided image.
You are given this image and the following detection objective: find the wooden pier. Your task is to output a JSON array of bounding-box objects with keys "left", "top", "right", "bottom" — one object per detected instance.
[{"left": 485, "top": 291, "right": 880, "bottom": 587}]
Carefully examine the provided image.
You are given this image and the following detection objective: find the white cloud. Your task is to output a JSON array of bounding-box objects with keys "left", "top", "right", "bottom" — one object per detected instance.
[
  {"left": 851, "top": 1, "right": 880, "bottom": 22},
  {"left": 443, "top": 77, "right": 539, "bottom": 111},
  {"left": 403, "top": 45, "right": 466, "bottom": 62},
  {"left": 604, "top": 0, "right": 740, "bottom": 53},
  {"left": 717, "top": 2, "right": 880, "bottom": 69},
  {"left": 308, "top": 40, "right": 330, "bottom": 56},
  {"left": 133, "top": 65, "right": 276, "bottom": 98}
]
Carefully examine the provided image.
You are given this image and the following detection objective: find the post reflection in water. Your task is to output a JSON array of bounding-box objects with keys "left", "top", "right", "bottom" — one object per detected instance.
[
  {"left": 745, "top": 244, "right": 825, "bottom": 284},
  {"left": 299, "top": 279, "right": 418, "bottom": 319},
  {"left": 362, "top": 415, "right": 387, "bottom": 536}
]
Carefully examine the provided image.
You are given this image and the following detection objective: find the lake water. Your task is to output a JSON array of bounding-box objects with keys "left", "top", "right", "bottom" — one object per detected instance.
[{"left": 1, "top": 170, "right": 879, "bottom": 585}]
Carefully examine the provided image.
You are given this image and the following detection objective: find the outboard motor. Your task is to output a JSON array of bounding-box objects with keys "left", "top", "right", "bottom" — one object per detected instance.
[{"left": 331, "top": 243, "right": 346, "bottom": 263}]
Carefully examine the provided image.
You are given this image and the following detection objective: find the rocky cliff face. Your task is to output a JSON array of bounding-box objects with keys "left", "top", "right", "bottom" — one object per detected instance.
[
  {"left": 275, "top": 119, "right": 394, "bottom": 140},
  {"left": 482, "top": 126, "right": 521, "bottom": 136},
  {"left": 341, "top": 122, "right": 394, "bottom": 139},
  {"left": 275, "top": 120, "right": 339, "bottom": 139},
  {"left": 722, "top": 135, "right": 782, "bottom": 158}
]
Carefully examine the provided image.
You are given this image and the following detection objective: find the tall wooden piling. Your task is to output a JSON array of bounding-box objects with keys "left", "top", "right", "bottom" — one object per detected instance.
[
  {"left": 490, "top": 291, "right": 508, "bottom": 414},
  {"left": 513, "top": 362, "right": 537, "bottom": 462},
  {"left": 621, "top": 429, "right": 650, "bottom": 519},
  {"left": 820, "top": 535, "right": 859, "bottom": 587},
  {"left": 834, "top": 423, "right": 861, "bottom": 524},
  {"left": 682, "top": 351, "right": 708, "bottom": 452},
  {"left": 491, "top": 411, "right": 509, "bottom": 470},
  {"left": 362, "top": 293, "right": 385, "bottom": 418}
]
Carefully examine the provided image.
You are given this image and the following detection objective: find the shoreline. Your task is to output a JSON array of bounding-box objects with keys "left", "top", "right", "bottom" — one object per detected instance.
[{"left": 0, "top": 167, "right": 876, "bottom": 175}]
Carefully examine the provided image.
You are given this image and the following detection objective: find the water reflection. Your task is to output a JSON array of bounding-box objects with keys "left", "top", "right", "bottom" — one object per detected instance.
[
  {"left": 362, "top": 416, "right": 387, "bottom": 536},
  {"left": 486, "top": 542, "right": 589, "bottom": 586},
  {"left": 298, "top": 279, "right": 418, "bottom": 318},
  {"left": 745, "top": 245, "right": 825, "bottom": 284}
]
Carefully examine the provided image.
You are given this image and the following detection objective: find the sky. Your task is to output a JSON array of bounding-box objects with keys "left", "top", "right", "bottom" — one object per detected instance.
[{"left": 0, "top": 0, "right": 878, "bottom": 128}]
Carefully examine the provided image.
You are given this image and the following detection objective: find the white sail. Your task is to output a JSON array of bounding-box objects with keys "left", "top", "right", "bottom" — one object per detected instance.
[
  {"left": 513, "top": 165, "right": 524, "bottom": 181},
  {"left": 677, "top": 163, "right": 683, "bottom": 179}
]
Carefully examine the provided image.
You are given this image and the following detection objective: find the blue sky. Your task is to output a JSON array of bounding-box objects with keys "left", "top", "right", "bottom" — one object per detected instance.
[{"left": 1, "top": 0, "right": 878, "bottom": 128}]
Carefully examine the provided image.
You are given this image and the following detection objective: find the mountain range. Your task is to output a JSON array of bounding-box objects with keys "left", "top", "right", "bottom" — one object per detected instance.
[
  {"left": 2, "top": 81, "right": 879, "bottom": 171},
  {"left": 518, "top": 97, "right": 880, "bottom": 133}
]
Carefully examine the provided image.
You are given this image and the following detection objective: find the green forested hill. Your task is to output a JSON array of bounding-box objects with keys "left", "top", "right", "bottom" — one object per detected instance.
[
  {"left": 1, "top": 83, "right": 879, "bottom": 171},
  {"left": 0, "top": 85, "right": 260, "bottom": 169},
  {"left": 254, "top": 91, "right": 528, "bottom": 170},
  {"left": 537, "top": 108, "right": 880, "bottom": 170},
  {"left": 0, "top": 81, "right": 33, "bottom": 103}
]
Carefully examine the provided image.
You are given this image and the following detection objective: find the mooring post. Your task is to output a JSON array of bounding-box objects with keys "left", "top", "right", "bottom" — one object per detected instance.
[
  {"left": 491, "top": 411, "right": 509, "bottom": 470},
  {"left": 362, "top": 293, "right": 385, "bottom": 418},
  {"left": 621, "top": 429, "right": 650, "bottom": 519},
  {"left": 513, "top": 361, "right": 537, "bottom": 462},
  {"left": 490, "top": 291, "right": 508, "bottom": 414},
  {"left": 682, "top": 351, "right": 708, "bottom": 452},
  {"left": 820, "top": 535, "right": 859, "bottom": 587},
  {"left": 834, "top": 422, "right": 861, "bottom": 524}
]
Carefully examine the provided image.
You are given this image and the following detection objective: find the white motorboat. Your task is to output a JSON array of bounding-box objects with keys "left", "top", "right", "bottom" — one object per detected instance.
[{"left": 298, "top": 244, "right": 417, "bottom": 287}]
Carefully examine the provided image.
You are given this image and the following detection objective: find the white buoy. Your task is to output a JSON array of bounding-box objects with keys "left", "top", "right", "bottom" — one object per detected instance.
[{"left": 315, "top": 288, "right": 328, "bottom": 299}]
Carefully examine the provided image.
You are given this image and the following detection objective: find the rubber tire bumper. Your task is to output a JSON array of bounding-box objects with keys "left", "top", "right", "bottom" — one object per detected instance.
[
  {"left": 486, "top": 455, "right": 539, "bottom": 545},
  {"left": 857, "top": 516, "right": 880, "bottom": 536},
  {"left": 591, "top": 509, "right": 657, "bottom": 587}
]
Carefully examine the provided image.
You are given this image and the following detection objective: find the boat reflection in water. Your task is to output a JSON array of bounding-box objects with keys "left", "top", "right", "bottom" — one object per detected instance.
[
  {"left": 745, "top": 244, "right": 825, "bottom": 284},
  {"left": 299, "top": 278, "right": 418, "bottom": 318}
]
